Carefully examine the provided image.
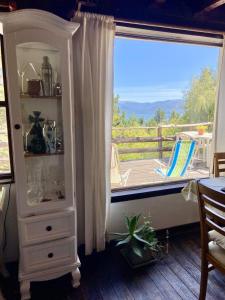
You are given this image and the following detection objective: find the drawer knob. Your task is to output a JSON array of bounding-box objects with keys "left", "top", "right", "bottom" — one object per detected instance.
[
  {"left": 46, "top": 226, "right": 52, "bottom": 232},
  {"left": 14, "top": 124, "right": 21, "bottom": 130},
  {"left": 48, "top": 252, "right": 54, "bottom": 258}
]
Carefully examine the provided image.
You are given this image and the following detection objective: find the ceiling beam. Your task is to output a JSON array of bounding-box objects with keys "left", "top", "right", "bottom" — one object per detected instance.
[{"left": 198, "top": 0, "right": 225, "bottom": 14}]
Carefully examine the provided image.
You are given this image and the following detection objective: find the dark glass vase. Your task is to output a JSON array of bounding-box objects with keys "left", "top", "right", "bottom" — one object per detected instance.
[{"left": 27, "top": 111, "right": 46, "bottom": 154}]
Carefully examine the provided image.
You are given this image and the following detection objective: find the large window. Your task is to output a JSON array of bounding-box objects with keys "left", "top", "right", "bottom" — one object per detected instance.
[
  {"left": 111, "top": 35, "right": 220, "bottom": 190},
  {"left": 0, "top": 35, "right": 13, "bottom": 181}
]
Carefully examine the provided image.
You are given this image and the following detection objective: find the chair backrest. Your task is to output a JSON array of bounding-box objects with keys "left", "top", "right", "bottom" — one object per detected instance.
[
  {"left": 197, "top": 181, "right": 225, "bottom": 253},
  {"left": 213, "top": 152, "right": 225, "bottom": 177},
  {"left": 166, "top": 140, "right": 196, "bottom": 177}
]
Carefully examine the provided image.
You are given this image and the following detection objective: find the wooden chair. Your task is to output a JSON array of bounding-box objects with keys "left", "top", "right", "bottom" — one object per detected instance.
[
  {"left": 197, "top": 181, "right": 225, "bottom": 300},
  {"left": 213, "top": 152, "right": 225, "bottom": 177}
]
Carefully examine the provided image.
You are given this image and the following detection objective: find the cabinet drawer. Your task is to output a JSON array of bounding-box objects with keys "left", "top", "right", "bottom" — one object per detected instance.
[
  {"left": 22, "top": 237, "right": 76, "bottom": 273},
  {"left": 19, "top": 210, "right": 75, "bottom": 246}
]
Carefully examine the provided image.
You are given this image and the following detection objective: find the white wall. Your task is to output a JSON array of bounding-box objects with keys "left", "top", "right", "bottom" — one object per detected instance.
[
  {"left": 2, "top": 185, "right": 199, "bottom": 262},
  {"left": 109, "top": 193, "right": 199, "bottom": 234}
]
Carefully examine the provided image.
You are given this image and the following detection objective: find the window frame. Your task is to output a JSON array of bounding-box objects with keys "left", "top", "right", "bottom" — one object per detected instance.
[
  {"left": 111, "top": 181, "right": 186, "bottom": 203},
  {"left": 0, "top": 34, "right": 14, "bottom": 182},
  {"left": 111, "top": 25, "right": 221, "bottom": 200}
]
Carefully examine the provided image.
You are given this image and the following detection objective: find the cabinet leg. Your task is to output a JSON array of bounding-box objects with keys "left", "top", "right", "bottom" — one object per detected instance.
[
  {"left": 71, "top": 268, "right": 81, "bottom": 288},
  {"left": 20, "top": 280, "right": 30, "bottom": 300}
]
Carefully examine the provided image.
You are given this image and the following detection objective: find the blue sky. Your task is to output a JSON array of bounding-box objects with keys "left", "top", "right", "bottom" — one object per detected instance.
[{"left": 114, "top": 37, "right": 220, "bottom": 103}]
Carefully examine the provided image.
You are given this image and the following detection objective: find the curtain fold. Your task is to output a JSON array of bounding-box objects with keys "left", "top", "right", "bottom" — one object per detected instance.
[
  {"left": 72, "top": 12, "right": 115, "bottom": 255},
  {"left": 210, "top": 40, "right": 225, "bottom": 173}
]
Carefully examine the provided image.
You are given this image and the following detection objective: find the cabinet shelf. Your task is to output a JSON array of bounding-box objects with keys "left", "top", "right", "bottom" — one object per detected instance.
[
  {"left": 21, "top": 95, "right": 61, "bottom": 100},
  {"left": 24, "top": 151, "right": 64, "bottom": 158}
]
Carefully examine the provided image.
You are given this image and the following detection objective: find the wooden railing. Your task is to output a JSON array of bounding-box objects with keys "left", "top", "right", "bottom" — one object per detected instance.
[
  {"left": 0, "top": 130, "right": 8, "bottom": 147},
  {"left": 112, "top": 122, "right": 213, "bottom": 159},
  {"left": 0, "top": 130, "right": 10, "bottom": 164}
]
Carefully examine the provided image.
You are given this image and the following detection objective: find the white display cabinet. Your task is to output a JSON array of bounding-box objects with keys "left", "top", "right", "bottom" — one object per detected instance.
[{"left": 0, "top": 9, "right": 80, "bottom": 299}]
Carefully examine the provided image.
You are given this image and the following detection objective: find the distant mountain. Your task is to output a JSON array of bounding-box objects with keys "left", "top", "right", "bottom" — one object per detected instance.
[{"left": 118, "top": 99, "right": 185, "bottom": 121}]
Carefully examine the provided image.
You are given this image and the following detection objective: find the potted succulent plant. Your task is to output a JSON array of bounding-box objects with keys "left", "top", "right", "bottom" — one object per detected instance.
[{"left": 112, "top": 214, "right": 163, "bottom": 269}]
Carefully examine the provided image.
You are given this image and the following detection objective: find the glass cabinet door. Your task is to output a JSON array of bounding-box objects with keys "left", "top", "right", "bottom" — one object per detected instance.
[{"left": 16, "top": 42, "right": 65, "bottom": 207}]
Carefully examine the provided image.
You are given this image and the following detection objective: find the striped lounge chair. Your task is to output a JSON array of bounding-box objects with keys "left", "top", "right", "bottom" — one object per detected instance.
[{"left": 155, "top": 140, "right": 196, "bottom": 178}]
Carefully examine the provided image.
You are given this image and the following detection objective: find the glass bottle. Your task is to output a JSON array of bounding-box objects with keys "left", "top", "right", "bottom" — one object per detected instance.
[
  {"left": 43, "top": 120, "right": 56, "bottom": 154},
  {"left": 41, "top": 56, "right": 53, "bottom": 97}
]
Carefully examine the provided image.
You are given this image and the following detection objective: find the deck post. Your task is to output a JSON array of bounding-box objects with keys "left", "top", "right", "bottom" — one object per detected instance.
[{"left": 157, "top": 125, "right": 163, "bottom": 159}]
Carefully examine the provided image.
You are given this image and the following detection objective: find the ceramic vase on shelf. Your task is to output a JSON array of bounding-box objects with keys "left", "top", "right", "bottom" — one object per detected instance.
[{"left": 27, "top": 111, "right": 46, "bottom": 154}]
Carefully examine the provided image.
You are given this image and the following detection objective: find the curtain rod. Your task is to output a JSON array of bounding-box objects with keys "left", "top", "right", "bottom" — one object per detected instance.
[
  {"left": 115, "top": 18, "right": 224, "bottom": 36},
  {"left": 116, "top": 32, "right": 223, "bottom": 47}
]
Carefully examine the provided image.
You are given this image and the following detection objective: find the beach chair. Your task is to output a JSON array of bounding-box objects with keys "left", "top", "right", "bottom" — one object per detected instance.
[
  {"left": 155, "top": 140, "right": 196, "bottom": 178},
  {"left": 111, "top": 143, "right": 131, "bottom": 187}
]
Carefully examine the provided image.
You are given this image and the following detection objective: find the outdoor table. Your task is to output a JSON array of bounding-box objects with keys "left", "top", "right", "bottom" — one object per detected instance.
[{"left": 177, "top": 131, "right": 212, "bottom": 167}]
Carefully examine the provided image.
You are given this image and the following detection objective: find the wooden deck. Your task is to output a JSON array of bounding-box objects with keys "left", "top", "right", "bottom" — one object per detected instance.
[{"left": 112, "top": 158, "right": 209, "bottom": 189}]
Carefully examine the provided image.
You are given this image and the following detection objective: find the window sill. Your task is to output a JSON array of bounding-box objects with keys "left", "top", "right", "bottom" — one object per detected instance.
[
  {"left": 0, "top": 176, "right": 14, "bottom": 185},
  {"left": 111, "top": 180, "right": 189, "bottom": 203}
]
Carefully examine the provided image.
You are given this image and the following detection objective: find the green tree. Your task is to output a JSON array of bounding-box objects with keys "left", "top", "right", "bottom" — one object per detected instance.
[
  {"left": 139, "top": 117, "right": 144, "bottom": 126},
  {"left": 126, "top": 114, "right": 141, "bottom": 126},
  {"left": 146, "top": 118, "right": 157, "bottom": 127},
  {"left": 112, "top": 95, "right": 126, "bottom": 126},
  {"left": 154, "top": 108, "right": 166, "bottom": 124},
  {"left": 183, "top": 68, "right": 217, "bottom": 123},
  {"left": 169, "top": 110, "right": 181, "bottom": 124}
]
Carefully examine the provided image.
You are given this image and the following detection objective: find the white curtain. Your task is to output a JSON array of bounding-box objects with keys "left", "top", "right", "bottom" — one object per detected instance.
[
  {"left": 210, "top": 41, "right": 225, "bottom": 172},
  {"left": 72, "top": 12, "right": 115, "bottom": 255}
]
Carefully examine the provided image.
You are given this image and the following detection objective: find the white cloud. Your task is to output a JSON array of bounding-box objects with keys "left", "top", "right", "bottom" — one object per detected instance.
[{"left": 114, "top": 82, "right": 188, "bottom": 103}]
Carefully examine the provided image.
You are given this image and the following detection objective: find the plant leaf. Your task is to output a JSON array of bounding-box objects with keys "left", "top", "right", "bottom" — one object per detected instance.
[
  {"left": 110, "top": 232, "right": 129, "bottom": 236},
  {"left": 134, "top": 225, "right": 145, "bottom": 234},
  {"left": 125, "top": 216, "right": 130, "bottom": 229},
  {"left": 132, "top": 244, "right": 143, "bottom": 257},
  {"left": 116, "top": 235, "right": 131, "bottom": 247},
  {"left": 129, "top": 215, "right": 140, "bottom": 235},
  {"left": 133, "top": 233, "right": 152, "bottom": 247}
]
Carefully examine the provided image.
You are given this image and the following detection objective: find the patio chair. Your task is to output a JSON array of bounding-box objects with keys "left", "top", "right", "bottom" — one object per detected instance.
[
  {"left": 111, "top": 143, "right": 131, "bottom": 187},
  {"left": 154, "top": 140, "right": 196, "bottom": 178}
]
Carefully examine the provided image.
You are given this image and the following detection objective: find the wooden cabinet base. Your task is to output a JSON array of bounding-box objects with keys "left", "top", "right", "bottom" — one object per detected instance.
[
  {"left": 71, "top": 268, "right": 81, "bottom": 288},
  {"left": 19, "top": 260, "right": 81, "bottom": 300},
  {"left": 20, "top": 280, "right": 30, "bottom": 300}
]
